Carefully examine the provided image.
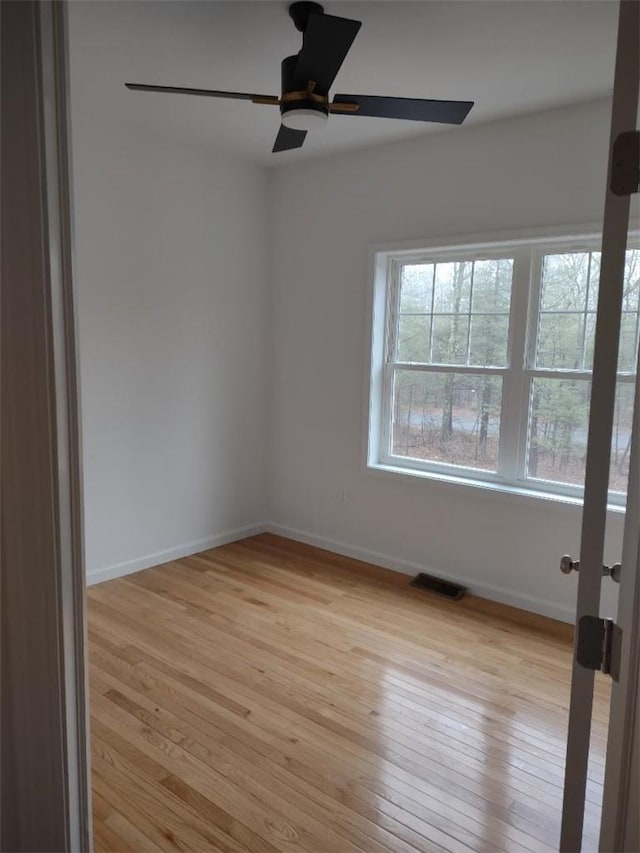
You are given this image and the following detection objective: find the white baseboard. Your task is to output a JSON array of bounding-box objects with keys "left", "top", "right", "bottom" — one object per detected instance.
[
  {"left": 86, "top": 519, "right": 574, "bottom": 623},
  {"left": 264, "top": 521, "right": 574, "bottom": 624},
  {"left": 86, "top": 523, "right": 268, "bottom": 586}
]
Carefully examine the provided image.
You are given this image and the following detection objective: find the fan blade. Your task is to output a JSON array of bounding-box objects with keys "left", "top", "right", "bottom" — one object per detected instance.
[
  {"left": 125, "top": 83, "right": 278, "bottom": 103},
  {"left": 332, "top": 94, "right": 474, "bottom": 124},
  {"left": 294, "top": 13, "right": 361, "bottom": 93},
  {"left": 272, "top": 125, "right": 307, "bottom": 153}
]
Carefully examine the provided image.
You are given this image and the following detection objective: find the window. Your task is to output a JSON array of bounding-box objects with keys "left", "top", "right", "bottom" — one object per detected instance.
[{"left": 369, "top": 233, "right": 640, "bottom": 503}]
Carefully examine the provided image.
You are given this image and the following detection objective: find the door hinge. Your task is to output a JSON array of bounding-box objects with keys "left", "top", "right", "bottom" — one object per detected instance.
[
  {"left": 576, "top": 615, "right": 622, "bottom": 680},
  {"left": 610, "top": 130, "right": 640, "bottom": 195}
]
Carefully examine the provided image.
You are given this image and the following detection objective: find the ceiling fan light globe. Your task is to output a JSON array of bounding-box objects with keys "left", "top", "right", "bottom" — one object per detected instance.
[{"left": 281, "top": 108, "right": 328, "bottom": 131}]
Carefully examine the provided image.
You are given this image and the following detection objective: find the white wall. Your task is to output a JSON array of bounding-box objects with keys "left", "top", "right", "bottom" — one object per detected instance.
[
  {"left": 70, "top": 99, "right": 269, "bottom": 583},
  {"left": 70, "top": 57, "right": 626, "bottom": 621},
  {"left": 269, "top": 97, "right": 625, "bottom": 622}
]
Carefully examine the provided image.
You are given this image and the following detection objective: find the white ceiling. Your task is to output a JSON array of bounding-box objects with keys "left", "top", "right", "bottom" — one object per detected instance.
[{"left": 68, "top": 0, "right": 618, "bottom": 166}]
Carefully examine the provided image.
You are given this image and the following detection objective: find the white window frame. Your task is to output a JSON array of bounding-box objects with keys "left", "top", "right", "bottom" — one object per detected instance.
[{"left": 367, "top": 226, "right": 640, "bottom": 507}]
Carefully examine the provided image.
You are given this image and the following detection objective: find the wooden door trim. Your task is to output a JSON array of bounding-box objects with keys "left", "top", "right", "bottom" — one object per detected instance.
[
  {"left": 597, "top": 3, "right": 640, "bottom": 850},
  {"left": 1, "top": 1, "right": 90, "bottom": 848},
  {"left": 601, "top": 313, "right": 640, "bottom": 843}
]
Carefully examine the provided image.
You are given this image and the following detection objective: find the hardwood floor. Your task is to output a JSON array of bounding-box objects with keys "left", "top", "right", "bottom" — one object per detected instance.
[{"left": 88, "top": 534, "right": 610, "bottom": 853}]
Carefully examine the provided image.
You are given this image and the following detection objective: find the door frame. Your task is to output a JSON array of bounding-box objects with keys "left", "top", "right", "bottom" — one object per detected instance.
[
  {"left": 1, "top": 0, "right": 90, "bottom": 849},
  {"left": 597, "top": 14, "right": 640, "bottom": 846},
  {"left": 600, "top": 364, "right": 640, "bottom": 850}
]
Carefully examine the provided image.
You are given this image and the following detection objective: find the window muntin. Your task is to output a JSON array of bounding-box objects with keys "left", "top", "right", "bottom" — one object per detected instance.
[{"left": 374, "top": 237, "right": 640, "bottom": 502}]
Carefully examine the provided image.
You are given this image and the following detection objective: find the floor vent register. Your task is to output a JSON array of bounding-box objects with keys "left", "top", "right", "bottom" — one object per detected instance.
[{"left": 410, "top": 572, "right": 467, "bottom": 601}]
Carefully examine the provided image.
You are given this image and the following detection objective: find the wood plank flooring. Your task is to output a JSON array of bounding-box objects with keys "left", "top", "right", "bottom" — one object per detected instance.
[{"left": 88, "top": 534, "right": 610, "bottom": 852}]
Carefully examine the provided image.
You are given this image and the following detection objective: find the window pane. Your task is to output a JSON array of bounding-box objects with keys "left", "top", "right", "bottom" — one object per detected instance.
[
  {"left": 541, "top": 253, "right": 590, "bottom": 311},
  {"left": 587, "top": 253, "right": 601, "bottom": 310},
  {"left": 618, "top": 313, "right": 639, "bottom": 373},
  {"left": 433, "top": 262, "right": 472, "bottom": 313},
  {"left": 394, "top": 257, "right": 514, "bottom": 369},
  {"left": 431, "top": 315, "right": 469, "bottom": 364},
  {"left": 471, "top": 259, "right": 513, "bottom": 313},
  {"left": 400, "top": 264, "right": 433, "bottom": 313},
  {"left": 538, "top": 249, "right": 640, "bottom": 373},
  {"left": 584, "top": 312, "right": 597, "bottom": 369},
  {"left": 397, "top": 315, "right": 430, "bottom": 362},
  {"left": 469, "top": 314, "right": 509, "bottom": 366},
  {"left": 536, "top": 312, "right": 584, "bottom": 369},
  {"left": 623, "top": 249, "right": 640, "bottom": 311},
  {"left": 391, "top": 370, "right": 502, "bottom": 471},
  {"left": 526, "top": 377, "right": 633, "bottom": 492},
  {"left": 527, "top": 378, "right": 590, "bottom": 486}
]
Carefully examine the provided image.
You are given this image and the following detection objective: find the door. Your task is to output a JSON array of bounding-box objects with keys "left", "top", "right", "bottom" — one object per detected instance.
[{"left": 560, "top": 1, "right": 640, "bottom": 850}]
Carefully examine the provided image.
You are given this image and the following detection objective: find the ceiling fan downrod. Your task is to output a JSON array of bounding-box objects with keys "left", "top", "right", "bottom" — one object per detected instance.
[{"left": 288, "top": 2, "right": 325, "bottom": 33}]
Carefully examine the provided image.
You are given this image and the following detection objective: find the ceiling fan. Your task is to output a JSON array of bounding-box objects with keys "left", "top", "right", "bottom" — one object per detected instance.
[{"left": 125, "top": 2, "right": 474, "bottom": 154}]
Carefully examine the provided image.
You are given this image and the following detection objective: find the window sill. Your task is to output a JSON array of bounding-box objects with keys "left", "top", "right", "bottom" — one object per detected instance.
[{"left": 368, "top": 460, "right": 626, "bottom": 515}]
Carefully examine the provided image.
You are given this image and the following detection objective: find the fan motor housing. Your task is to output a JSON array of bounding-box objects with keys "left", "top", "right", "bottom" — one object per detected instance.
[{"left": 280, "top": 54, "right": 329, "bottom": 122}]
